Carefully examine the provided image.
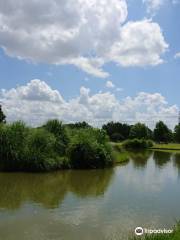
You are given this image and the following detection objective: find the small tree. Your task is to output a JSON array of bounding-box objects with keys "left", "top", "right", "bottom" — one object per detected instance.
[
  {"left": 0, "top": 105, "right": 6, "bottom": 123},
  {"left": 174, "top": 124, "right": 180, "bottom": 143},
  {"left": 129, "top": 123, "right": 152, "bottom": 139},
  {"left": 153, "top": 121, "right": 172, "bottom": 143}
]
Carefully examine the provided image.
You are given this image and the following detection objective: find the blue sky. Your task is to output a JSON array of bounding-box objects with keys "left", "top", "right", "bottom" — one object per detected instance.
[{"left": 0, "top": 0, "right": 179, "bottom": 127}]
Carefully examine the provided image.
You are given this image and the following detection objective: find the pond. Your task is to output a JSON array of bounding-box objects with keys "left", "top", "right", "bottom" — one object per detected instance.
[{"left": 0, "top": 151, "right": 180, "bottom": 240}]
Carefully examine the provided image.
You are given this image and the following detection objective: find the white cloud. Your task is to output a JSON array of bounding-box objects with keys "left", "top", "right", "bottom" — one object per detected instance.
[
  {"left": 0, "top": 1, "right": 168, "bottom": 77},
  {"left": 106, "top": 81, "right": 115, "bottom": 88},
  {"left": 1, "top": 79, "right": 64, "bottom": 103},
  {"left": 107, "top": 19, "right": 168, "bottom": 67},
  {"left": 0, "top": 79, "right": 178, "bottom": 128},
  {"left": 174, "top": 52, "right": 180, "bottom": 59}
]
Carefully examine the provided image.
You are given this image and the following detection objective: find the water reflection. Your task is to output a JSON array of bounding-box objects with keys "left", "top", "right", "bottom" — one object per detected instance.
[
  {"left": 0, "top": 169, "right": 114, "bottom": 210},
  {"left": 153, "top": 151, "right": 171, "bottom": 168},
  {"left": 129, "top": 150, "right": 152, "bottom": 169},
  {"left": 173, "top": 153, "right": 180, "bottom": 177},
  {"left": 0, "top": 150, "right": 179, "bottom": 212},
  {"left": 0, "top": 151, "right": 180, "bottom": 240}
]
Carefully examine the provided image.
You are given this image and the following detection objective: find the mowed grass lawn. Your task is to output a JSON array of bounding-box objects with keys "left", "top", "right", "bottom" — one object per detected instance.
[{"left": 151, "top": 143, "right": 180, "bottom": 150}]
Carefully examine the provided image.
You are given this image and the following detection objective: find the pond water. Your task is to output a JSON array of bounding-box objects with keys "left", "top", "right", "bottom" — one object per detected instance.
[{"left": 0, "top": 151, "right": 180, "bottom": 240}]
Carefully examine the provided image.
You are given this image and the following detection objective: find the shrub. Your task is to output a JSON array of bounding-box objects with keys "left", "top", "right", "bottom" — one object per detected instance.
[
  {"left": 43, "top": 119, "right": 69, "bottom": 155},
  {"left": 67, "top": 129, "right": 113, "bottom": 169},
  {"left": 0, "top": 122, "right": 29, "bottom": 171},
  {"left": 26, "top": 128, "right": 62, "bottom": 171},
  {"left": 111, "top": 132, "right": 124, "bottom": 142},
  {"left": 123, "top": 139, "right": 153, "bottom": 149}
]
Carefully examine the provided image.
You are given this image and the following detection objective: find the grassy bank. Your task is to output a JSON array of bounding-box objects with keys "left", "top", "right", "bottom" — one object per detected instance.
[
  {"left": 111, "top": 142, "right": 129, "bottom": 164},
  {"left": 131, "top": 222, "right": 180, "bottom": 240},
  {"left": 151, "top": 143, "right": 180, "bottom": 151}
]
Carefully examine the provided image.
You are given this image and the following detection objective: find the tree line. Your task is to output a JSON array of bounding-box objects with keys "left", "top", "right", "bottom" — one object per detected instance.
[
  {"left": 102, "top": 121, "right": 180, "bottom": 143},
  {"left": 1, "top": 104, "right": 180, "bottom": 172},
  {"left": 1, "top": 105, "right": 180, "bottom": 144}
]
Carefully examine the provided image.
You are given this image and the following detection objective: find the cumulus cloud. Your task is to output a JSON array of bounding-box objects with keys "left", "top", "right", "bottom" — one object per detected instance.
[
  {"left": 106, "top": 81, "right": 115, "bottom": 88},
  {"left": 107, "top": 19, "right": 168, "bottom": 66},
  {"left": 0, "top": 79, "right": 178, "bottom": 128},
  {"left": 0, "top": 0, "right": 168, "bottom": 77}
]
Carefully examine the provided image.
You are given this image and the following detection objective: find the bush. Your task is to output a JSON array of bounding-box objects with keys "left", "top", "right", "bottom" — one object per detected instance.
[
  {"left": 123, "top": 139, "right": 153, "bottom": 149},
  {"left": 111, "top": 132, "right": 124, "bottom": 142},
  {"left": 67, "top": 129, "right": 113, "bottom": 169},
  {"left": 0, "top": 122, "right": 29, "bottom": 171},
  {"left": 26, "top": 128, "right": 64, "bottom": 171},
  {"left": 43, "top": 119, "right": 69, "bottom": 156},
  {"left": 0, "top": 122, "right": 113, "bottom": 171}
]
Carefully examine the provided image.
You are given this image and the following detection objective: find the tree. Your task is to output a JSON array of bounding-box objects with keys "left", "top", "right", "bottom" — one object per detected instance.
[
  {"left": 129, "top": 123, "right": 152, "bottom": 139},
  {"left": 102, "top": 122, "right": 131, "bottom": 141},
  {"left": 174, "top": 124, "right": 180, "bottom": 143},
  {"left": 153, "top": 121, "right": 172, "bottom": 143},
  {"left": 0, "top": 105, "right": 6, "bottom": 123},
  {"left": 67, "top": 128, "right": 113, "bottom": 169},
  {"left": 66, "top": 121, "right": 91, "bottom": 129}
]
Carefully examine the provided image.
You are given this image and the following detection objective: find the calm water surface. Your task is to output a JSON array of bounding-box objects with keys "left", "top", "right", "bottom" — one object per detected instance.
[{"left": 0, "top": 151, "right": 180, "bottom": 240}]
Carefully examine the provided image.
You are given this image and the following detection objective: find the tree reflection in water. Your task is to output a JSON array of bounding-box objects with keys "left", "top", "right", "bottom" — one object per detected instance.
[
  {"left": 153, "top": 151, "right": 171, "bottom": 168},
  {"left": 173, "top": 153, "right": 180, "bottom": 177},
  {"left": 129, "top": 150, "right": 152, "bottom": 169},
  {"left": 0, "top": 168, "right": 114, "bottom": 210}
]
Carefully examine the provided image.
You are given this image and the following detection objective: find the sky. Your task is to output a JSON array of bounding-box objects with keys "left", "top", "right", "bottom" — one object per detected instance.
[{"left": 0, "top": 0, "right": 180, "bottom": 128}]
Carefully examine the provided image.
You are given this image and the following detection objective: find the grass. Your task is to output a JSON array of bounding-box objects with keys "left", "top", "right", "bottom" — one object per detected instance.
[
  {"left": 110, "top": 142, "right": 130, "bottom": 164},
  {"left": 151, "top": 143, "right": 180, "bottom": 151},
  {"left": 131, "top": 222, "right": 180, "bottom": 240},
  {"left": 111, "top": 141, "right": 180, "bottom": 163},
  {"left": 114, "top": 151, "right": 129, "bottom": 163}
]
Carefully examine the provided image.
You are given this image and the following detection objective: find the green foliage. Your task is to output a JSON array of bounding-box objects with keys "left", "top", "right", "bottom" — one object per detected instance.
[
  {"left": 43, "top": 119, "right": 69, "bottom": 155},
  {"left": 129, "top": 123, "right": 152, "bottom": 139},
  {"left": 0, "top": 122, "right": 29, "bottom": 170},
  {"left": 0, "top": 122, "right": 69, "bottom": 172},
  {"left": 154, "top": 121, "right": 172, "bottom": 143},
  {"left": 65, "top": 121, "right": 91, "bottom": 129},
  {"left": 26, "top": 128, "right": 60, "bottom": 171},
  {"left": 174, "top": 124, "right": 180, "bottom": 143},
  {"left": 0, "top": 105, "right": 6, "bottom": 123},
  {"left": 102, "top": 121, "right": 131, "bottom": 142},
  {"left": 67, "top": 128, "right": 113, "bottom": 169},
  {"left": 0, "top": 121, "right": 113, "bottom": 171},
  {"left": 123, "top": 139, "right": 153, "bottom": 149}
]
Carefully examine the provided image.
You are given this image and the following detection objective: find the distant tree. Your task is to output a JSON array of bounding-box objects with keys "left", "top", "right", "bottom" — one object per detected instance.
[
  {"left": 129, "top": 123, "right": 152, "bottom": 139},
  {"left": 174, "top": 124, "right": 180, "bottom": 143},
  {"left": 66, "top": 121, "right": 91, "bottom": 129},
  {"left": 102, "top": 122, "right": 131, "bottom": 141},
  {"left": 153, "top": 121, "right": 172, "bottom": 143},
  {"left": 0, "top": 105, "right": 6, "bottom": 123}
]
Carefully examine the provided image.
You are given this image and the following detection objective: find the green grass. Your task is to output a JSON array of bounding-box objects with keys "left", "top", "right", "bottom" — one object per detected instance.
[
  {"left": 151, "top": 143, "right": 180, "bottom": 151},
  {"left": 110, "top": 142, "right": 130, "bottom": 164},
  {"left": 131, "top": 222, "right": 180, "bottom": 240},
  {"left": 113, "top": 151, "right": 129, "bottom": 163}
]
